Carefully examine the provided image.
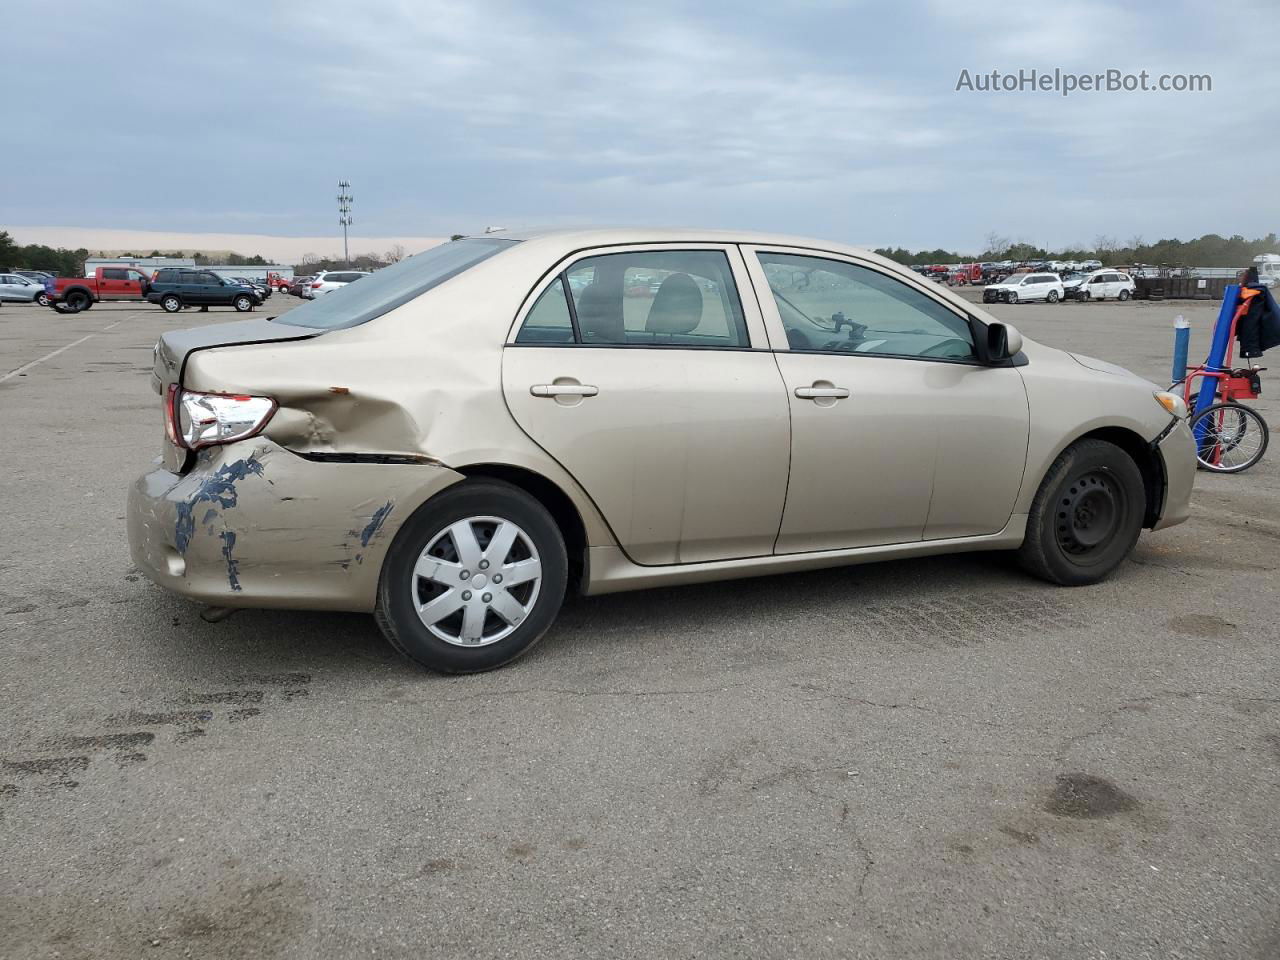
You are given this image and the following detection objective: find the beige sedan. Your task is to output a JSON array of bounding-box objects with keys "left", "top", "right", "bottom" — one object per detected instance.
[{"left": 129, "top": 229, "right": 1195, "bottom": 672}]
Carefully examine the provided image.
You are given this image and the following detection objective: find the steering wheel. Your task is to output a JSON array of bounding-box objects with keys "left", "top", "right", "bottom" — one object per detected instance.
[{"left": 919, "top": 338, "right": 974, "bottom": 359}]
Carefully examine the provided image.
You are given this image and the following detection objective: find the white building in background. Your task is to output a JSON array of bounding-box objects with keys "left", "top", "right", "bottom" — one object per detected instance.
[{"left": 82, "top": 255, "right": 294, "bottom": 282}]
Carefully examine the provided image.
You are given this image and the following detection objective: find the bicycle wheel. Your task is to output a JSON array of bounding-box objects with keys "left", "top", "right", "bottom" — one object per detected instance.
[{"left": 1191, "top": 402, "right": 1269, "bottom": 473}]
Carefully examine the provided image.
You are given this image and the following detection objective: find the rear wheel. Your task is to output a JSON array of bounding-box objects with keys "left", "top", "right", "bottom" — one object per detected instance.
[
  {"left": 65, "top": 290, "right": 91, "bottom": 312},
  {"left": 161, "top": 295, "right": 182, "bottom": 313},
  {"left": 36, "top": 292, "right": 51, "bottom": 307},
  {"left": 1191, "top": 402, "right": 1269, "bottom": 473},
  {"left": 1018, "top": 439, "right": 1145, "bottom": 585},
  {"left": 376, "top": 480, "right": 568, "bottom": 673}
]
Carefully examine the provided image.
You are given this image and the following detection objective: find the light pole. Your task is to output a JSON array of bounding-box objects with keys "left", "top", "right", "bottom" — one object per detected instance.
[{"left": 337, "top": 180, "right": 353, "bottom": 266}]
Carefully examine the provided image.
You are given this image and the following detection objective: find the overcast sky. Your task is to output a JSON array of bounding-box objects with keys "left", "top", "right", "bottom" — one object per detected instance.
[{"left": 5, "top": 0, "right": 1276, "bottom": 254}]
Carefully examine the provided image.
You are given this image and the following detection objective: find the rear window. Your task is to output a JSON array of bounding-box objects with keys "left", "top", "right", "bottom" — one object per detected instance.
[{"left": 281, "top": 239, "right": 517, "bottom": 330}]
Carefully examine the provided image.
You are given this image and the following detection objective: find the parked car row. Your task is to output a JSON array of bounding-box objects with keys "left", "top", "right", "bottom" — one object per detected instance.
[
  {"left": 911, "top": 259, "right": 1108, "bottom": 288},
  {"left": 34, "top": 265, "right": 278, "bottom": 313},
  {"left": 981, "top": 269, "right": 1136, "bottom": 304},
  {"left": 0, "top": 271, "right": 52, "bottom": 306},
  {"left": 283, "top": 270, "right": 372, "bottom": 299}
]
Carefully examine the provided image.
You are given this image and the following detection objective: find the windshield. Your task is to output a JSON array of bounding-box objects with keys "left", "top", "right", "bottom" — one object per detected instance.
[{"left": 280, "top": 238, "right": 517, "bottom": 329}]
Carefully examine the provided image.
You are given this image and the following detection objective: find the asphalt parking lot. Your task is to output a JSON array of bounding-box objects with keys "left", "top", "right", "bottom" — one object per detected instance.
[{"left": 1, "top": 291, "right": 1278, "bottom": 960}]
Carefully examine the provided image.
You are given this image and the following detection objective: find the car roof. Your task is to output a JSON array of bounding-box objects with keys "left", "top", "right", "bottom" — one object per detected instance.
[{"left": 486, "top": 225, "right": 876, "bottom": 253}]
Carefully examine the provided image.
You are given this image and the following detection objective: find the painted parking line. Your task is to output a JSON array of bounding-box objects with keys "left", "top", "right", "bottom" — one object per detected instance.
[{"left": 0, "top": 312, "right": 150, "bottom": 384}]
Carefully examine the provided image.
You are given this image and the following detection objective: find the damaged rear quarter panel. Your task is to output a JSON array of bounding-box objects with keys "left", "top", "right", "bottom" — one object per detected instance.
[{"left": 180, "top": 259, "right": 615, "bottom": 548}]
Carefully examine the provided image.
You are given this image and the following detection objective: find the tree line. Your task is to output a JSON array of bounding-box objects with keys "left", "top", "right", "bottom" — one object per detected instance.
[
  {"left": 0, "top": 229, "right": 411, "bottom": 276},
  {"left": 6, "top": 227, "right": 1276, "bottom": 277},
  {"left": 874, "top": 232, "right": 1280, "bottom": 267}
]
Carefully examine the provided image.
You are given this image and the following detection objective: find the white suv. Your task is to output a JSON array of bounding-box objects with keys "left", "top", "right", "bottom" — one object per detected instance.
[
  {"left": 1065, "top": 270, "right": 1135, "bottom": 302},
  {"left": 983, "top": 272, "right": 1065, "bottom": 304},
  {"left": 306, "top": 270, "right": 371, "bottom": 298}
]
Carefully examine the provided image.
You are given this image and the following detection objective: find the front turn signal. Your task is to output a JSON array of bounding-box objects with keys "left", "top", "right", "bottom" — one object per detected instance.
[{"left": 1154, "top": 391, "right": 1188, "bottom": 419}]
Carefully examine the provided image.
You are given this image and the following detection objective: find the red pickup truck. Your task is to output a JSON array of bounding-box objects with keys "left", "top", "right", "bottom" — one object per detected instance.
[{"left": 47, "top": 267, "right": 152, "bottom": 312}]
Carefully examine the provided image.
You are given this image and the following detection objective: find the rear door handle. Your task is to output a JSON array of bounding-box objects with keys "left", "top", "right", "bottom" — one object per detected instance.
[
  {"left": 794, "top": 385, "right": 849, "bottom": 399},
  {"left": 530, "top": 383, "right": 599, "bottom": 398}
]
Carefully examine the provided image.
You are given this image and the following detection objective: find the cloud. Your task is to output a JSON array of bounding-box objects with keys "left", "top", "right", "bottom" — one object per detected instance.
[{"left": 2, "top": 0, "right": 1275, "bottom": 251}]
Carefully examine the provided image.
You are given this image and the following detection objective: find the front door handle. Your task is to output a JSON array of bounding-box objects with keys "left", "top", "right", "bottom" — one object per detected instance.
[
  {"left": 794, "top": 384, "right": 849, "bottom": 400},
  {"left": 530, "top": 383, "right": 599, "bottom": 398}
]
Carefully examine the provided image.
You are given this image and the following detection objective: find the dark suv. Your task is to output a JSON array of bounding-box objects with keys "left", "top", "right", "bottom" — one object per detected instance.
[{"left": 147, "top": 269, "right": 263, "bottom": 313}]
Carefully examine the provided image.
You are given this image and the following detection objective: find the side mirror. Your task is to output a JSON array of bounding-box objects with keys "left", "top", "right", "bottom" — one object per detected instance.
[{"left": 986, "top": 322, "right": 1023, "bottom": 361}]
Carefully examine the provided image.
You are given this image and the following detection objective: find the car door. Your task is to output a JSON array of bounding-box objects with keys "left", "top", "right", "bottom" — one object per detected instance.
[
  {"left": 196, "top": 271, "right": 224, "bottom": 304},
  {"left": 502, "top": 245, "right": 791, "bottom": 566},
  {"left": 0, "top": 275, "right": 21, "bottom": 300},
  {"left": 742, "top": 247, "right": 1029, "bottom": 550},
  {"left": 100, "top": 267, "right": 139, "bottom": 299}
]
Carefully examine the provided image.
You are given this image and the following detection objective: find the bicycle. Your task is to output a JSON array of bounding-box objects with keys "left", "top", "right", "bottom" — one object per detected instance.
[{"left": 1175, "top": 362, "right": 1269, "bottom": 474}]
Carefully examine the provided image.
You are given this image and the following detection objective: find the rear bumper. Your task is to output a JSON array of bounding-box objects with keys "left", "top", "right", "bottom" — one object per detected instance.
[
  {"left": 1153, "top": 417, "right": 1195, "bottom": 530},
  {"left": 127, "top": 439, "right": 462, "bottom": 612}
]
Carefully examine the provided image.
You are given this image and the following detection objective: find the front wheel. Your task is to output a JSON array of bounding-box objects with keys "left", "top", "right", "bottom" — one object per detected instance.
[
  {"left": 1046, "top": 290, "right": 1060, "bottom": 303},
  {"left": 1192, "top": 402, "right": 1269, "bottom": 473},
  {"left": 36, "top": 292, "right": 51, "bottom": 307},
  {"left": 1018, "top": 438, "right": 1146, "bottom": 586},
  {"left": 1078, "top": 290, "right": 1090, "bottom": 302},
  {"left": 233, "top": 294, "right": 253, "bottom": 312},
  {"left": 375, "top": 480, "right": 568, "bottom": 673},
  {"left": 1118, "top": 289, "right": 1131, "bottom": 301},
  {"left": 1005, "top": 291, "right": 1018, "bottom": 304}
]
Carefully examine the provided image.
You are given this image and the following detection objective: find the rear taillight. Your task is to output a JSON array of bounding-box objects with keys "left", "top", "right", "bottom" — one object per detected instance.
[
  {"left": 165, "top": 386, "right": 276, "bottom": 450},
  {"left": 311, "top": 281, "right": 322, "bottom": 288}
]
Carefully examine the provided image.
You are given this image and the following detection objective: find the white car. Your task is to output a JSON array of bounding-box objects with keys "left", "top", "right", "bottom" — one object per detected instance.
[
  {"left": 306, "top": 270, "right": 371, "bottom": 298},
  {"left": 982, "top": 272, "right": 1065, "bottom": 304},
  {"left": 1065, "top": 270, "right": 1135, "bottom": 302}
]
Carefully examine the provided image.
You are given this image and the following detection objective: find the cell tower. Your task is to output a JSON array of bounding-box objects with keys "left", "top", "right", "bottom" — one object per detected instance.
[{"left": 337, "top": 180, "right": 353, "bottom": 265}]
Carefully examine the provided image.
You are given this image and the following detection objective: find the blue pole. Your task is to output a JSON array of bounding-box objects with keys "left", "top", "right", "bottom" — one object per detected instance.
[
  {"left": 1195, "top": 284, "right": 1239, "bottom": 416},
  {"left": 1171, "top": 314, "right": 1189, "bottom": 386}
]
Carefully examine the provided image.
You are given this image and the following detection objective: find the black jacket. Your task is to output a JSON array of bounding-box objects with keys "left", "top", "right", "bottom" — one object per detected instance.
[{"left": 1237, "top": 284, "right": 1280, "bottom": 358}]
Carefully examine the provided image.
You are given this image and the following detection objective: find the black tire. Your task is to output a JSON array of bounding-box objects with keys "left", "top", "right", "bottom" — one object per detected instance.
[
  {"left": 233, "top": 294, "right": 253, "bottom": 312},
  {"left": 161, "top": 295, "right": 183, "bottom": 313},
  {"left": 1078, "top": 289, "right": 1090, "bottom": 302},
  {"left": 1191, "top": 402, "right": 1269, "bottom": 473},
  {"left": 65, "top": 290, "right": 91, "bottom": 312},
  {"left": 1046, "top": 290, "right": 1060, "bottom": 303},
  {"left": 1118, "top": 289, "right": 1131, "bottom": 301},
  {"left": 36, "top": 292, "right": 51, "bottom": 307},
  {"left": 1018, "top": 438, "right": 1146, "bottom": 586},
  {"left": 1005, "top": 291, "right": 1018, "bottom": 304},
  {"left": 375, "top": 480, "right": 568, "bottom": 673}
]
